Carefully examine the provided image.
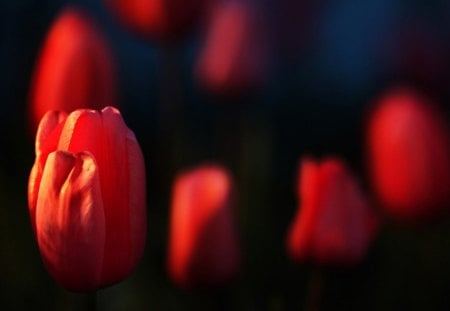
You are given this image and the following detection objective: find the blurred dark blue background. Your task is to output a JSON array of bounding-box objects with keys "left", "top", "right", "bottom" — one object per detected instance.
[{"left": 2, "top": 0, "right": 450, "bottom": 310}]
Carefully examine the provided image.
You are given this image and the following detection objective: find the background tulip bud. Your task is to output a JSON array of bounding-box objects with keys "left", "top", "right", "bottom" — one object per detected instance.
[
  {"left": 28, "top": 107, "right": 146, "bottom": 292},
  {"left": 287, "top": 158, "right": 378, "bottom": 266},
  {"left": 105, "top": 0, "right": 208, "bottom": 41},
  {"left": 366, "top": 87, "right": 450, "bottom": 224},
  {"left": 195, "top": 0, "right": 268, "bottom": 96},
  {"left": 29, "top": 6, "right": 118, "bottom": 134},
  {"left": 168, "top": 164, "right": 240, "bottom": 288}
]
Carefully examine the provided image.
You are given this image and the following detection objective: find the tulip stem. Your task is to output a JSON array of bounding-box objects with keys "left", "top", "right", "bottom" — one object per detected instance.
[
  {"left": 86, "top": 291, "right": 97, "bottom": 311},
  {"left": 304, "top": 269, "right": 324, "bottom": 311}
]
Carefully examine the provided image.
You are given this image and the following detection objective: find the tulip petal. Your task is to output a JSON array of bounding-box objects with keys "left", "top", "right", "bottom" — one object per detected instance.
[
  {"left": 343, "top": 173, "right": 378, "bottom": 263},
  {"left": 169, "top": 166, "right": 240, "bottom": 287},
  {"left": 287, "top": 158, "right": 377, "bottom": 266},
  {"left": 35, "top": 110, "right": 68, "bottom": 156},
  {"left": 98, "top": 106, "right": 133, "bottom": 285},
  {"left": 188, "top": 192, "right": 240, "bottom": 287},
  {"left": 29, "top": 111, "right": 68, "bottom": 234},
  {"left": 287, "top": 159, "right": 321, "bottom": 261},
  {"left": 312, "top": 162, "right": 349, "bottom": 264},
  {"left": 58, "top": 109, "right": 102, "bottom": 152},
  {"left": 169, "top": 173, "right": 195, "bottom": 285},
  {"left": 36, "top": 151, "right": 105, "bottom": 292},
  {"left": 126, "top": 130, "right": 147, "bottom": 272},
  {"left": 28, "top": 164, "right": 40, "bottom": 235}
]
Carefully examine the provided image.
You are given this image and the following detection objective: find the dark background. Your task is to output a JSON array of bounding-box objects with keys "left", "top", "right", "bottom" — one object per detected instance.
[{"left": 2, "top": 0, "right": 450, "bottom": 310}]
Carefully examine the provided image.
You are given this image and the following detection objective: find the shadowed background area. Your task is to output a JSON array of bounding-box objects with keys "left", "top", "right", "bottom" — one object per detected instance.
[{"left": 2, "top": 0, "right": 450, "bottom": 310}]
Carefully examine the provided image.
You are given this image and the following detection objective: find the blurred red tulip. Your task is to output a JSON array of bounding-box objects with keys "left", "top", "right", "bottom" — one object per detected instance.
[
  {"left": 168, "top": 164, "right": 240, "bottom": 288},
  {"left": 367, "top": 87, "right": 450, "bottom": 224},
  {"left": 195, "top": 0, "right": 268, "bottom": 96},
  {"left": 106, "top": 0, "right": 208, "bottom": 41},
  {"left": 28, "top": 107, "right": 146, "bottom": 292},
  {"left": 29, "top": 6, "right": 117, "bottom": 134},
  {"left": 287, "top": 158, "right": 378, "bottom": 266}
]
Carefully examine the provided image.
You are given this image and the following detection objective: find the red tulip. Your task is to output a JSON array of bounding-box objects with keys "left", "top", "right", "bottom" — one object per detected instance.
[
  {"left": 28, "top": 107, "right": 146, "bottom": 292},
  {"left": 168, "top": 164, "right": 240, "bottom": 288},
  {"left": 287, "top": 158, "right": 378, "bottom": 266},
  {"left": 366, "top": 87, "right": 450, "bottom": 224},
  {"left": 195, "top": 0, "right": 268, "bottom": 96},
  {"left": 29, "top": 6, "right": 118, "bottom": 134},
  {"left": 105, "top": 0, "right": 208, "bottom": 41}
]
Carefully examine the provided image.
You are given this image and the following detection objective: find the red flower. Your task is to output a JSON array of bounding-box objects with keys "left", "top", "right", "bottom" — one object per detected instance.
[
  {"left": 29, "top": 6, "right": 117, "bottom": 134},
  {"left": 105, "top": 0, "right": 208, "bottom": 41},
  {"left": 287, "top": 158, "right": 378, "bottom": 266},
  {"left": 28, "top": 107, "right": 146, "bottom": 292},
  {"left": 168, "top": 164, "right": 240, "bottom": 288},
  {"left": 195, "top": 1, "right": 268, "bottom": 96},
  {"left": 366, "top": 87, "right": 450, "bottom": 224}
]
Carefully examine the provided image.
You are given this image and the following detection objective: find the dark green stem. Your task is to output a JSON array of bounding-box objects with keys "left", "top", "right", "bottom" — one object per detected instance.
[
  {"left": 304, "top": 269, "right": 324, "bottom": 311},
  {"left": 86, "top": 290, "right": 97, "bottom": 311}
]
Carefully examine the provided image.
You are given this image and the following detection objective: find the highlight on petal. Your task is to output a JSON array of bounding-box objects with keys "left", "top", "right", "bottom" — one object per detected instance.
[
  {"left": 29, "top": 110, "right": 68, "bottom": 234},
  {"left": 59, "top": 109, "right": 103, "bottom": 154},
  {"left": 287, "top": 158, "right": 321, "bottom": 261},
  {"left": 35, "top": 110, "right": 68, "bottom": 156},
  {"left": 28, "top": 163, "right": 41, "bottom": 235},
  {"left": 36, "top": 151, "right": 105, "bottom": 292}
]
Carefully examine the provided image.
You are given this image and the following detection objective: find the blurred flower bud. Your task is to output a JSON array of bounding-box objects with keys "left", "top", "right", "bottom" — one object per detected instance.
[
  {"left": 105, "top": 0, "right": 209, "bottom": 41},
  {"left": 287, "top": 157, "right": 378, "bottom": 266},
  {"left": 366, "top": 87, "right": 450, "bottom": 224},
  {"left": 29, "top": 6, "right": 118, "bottom": 134},
  {"left": 195, "top": 0, "right": 269, "bottom": 96},
  {"left": 168, "top": 164, "right": 240, "bottom": 288}
]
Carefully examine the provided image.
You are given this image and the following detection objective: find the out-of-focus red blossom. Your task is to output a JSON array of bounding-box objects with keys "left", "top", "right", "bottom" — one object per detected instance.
[
  {"left": 287, "top": 158, "right": 378, "bottom": 266},
  {"left": 366, "top": 87, "right": 450, "bottom": 224},
  {"left": 28, "top": 107, "right": 146, "bottom": 292},
  {"left": 168, "top": 165, "right": 240, "bottom": 288},
  {"left": 29, "top": 6, "right": 117, "bottom": 134},
  {"left": 105, "top": 0, "right": 209, "bottom": 41},
  {"left": 195, "top": 0, "right": 268, "bottom": 96}
]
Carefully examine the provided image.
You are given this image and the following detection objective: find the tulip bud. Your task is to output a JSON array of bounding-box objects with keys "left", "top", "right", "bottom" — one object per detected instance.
[
  {"left": 287, "top": 158, "right": 378, "bottom": 266},
  {"left": 105, "top": 0, "right": 208, "bottom": 41},
  {"left": 366, "top": 87, "right": 450, "bottom": 224},
  {"left": 28, "top": 107, "right": 146, "bottom": 292},
  {"left": 168, "top": 165, "right": 240, "bottom": 288},
  {"left": 29, "top": 6, "right": 118, "bottom": 134},
  {"left": 195, "top": 0, "right": 268, "bottom": 96}
]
